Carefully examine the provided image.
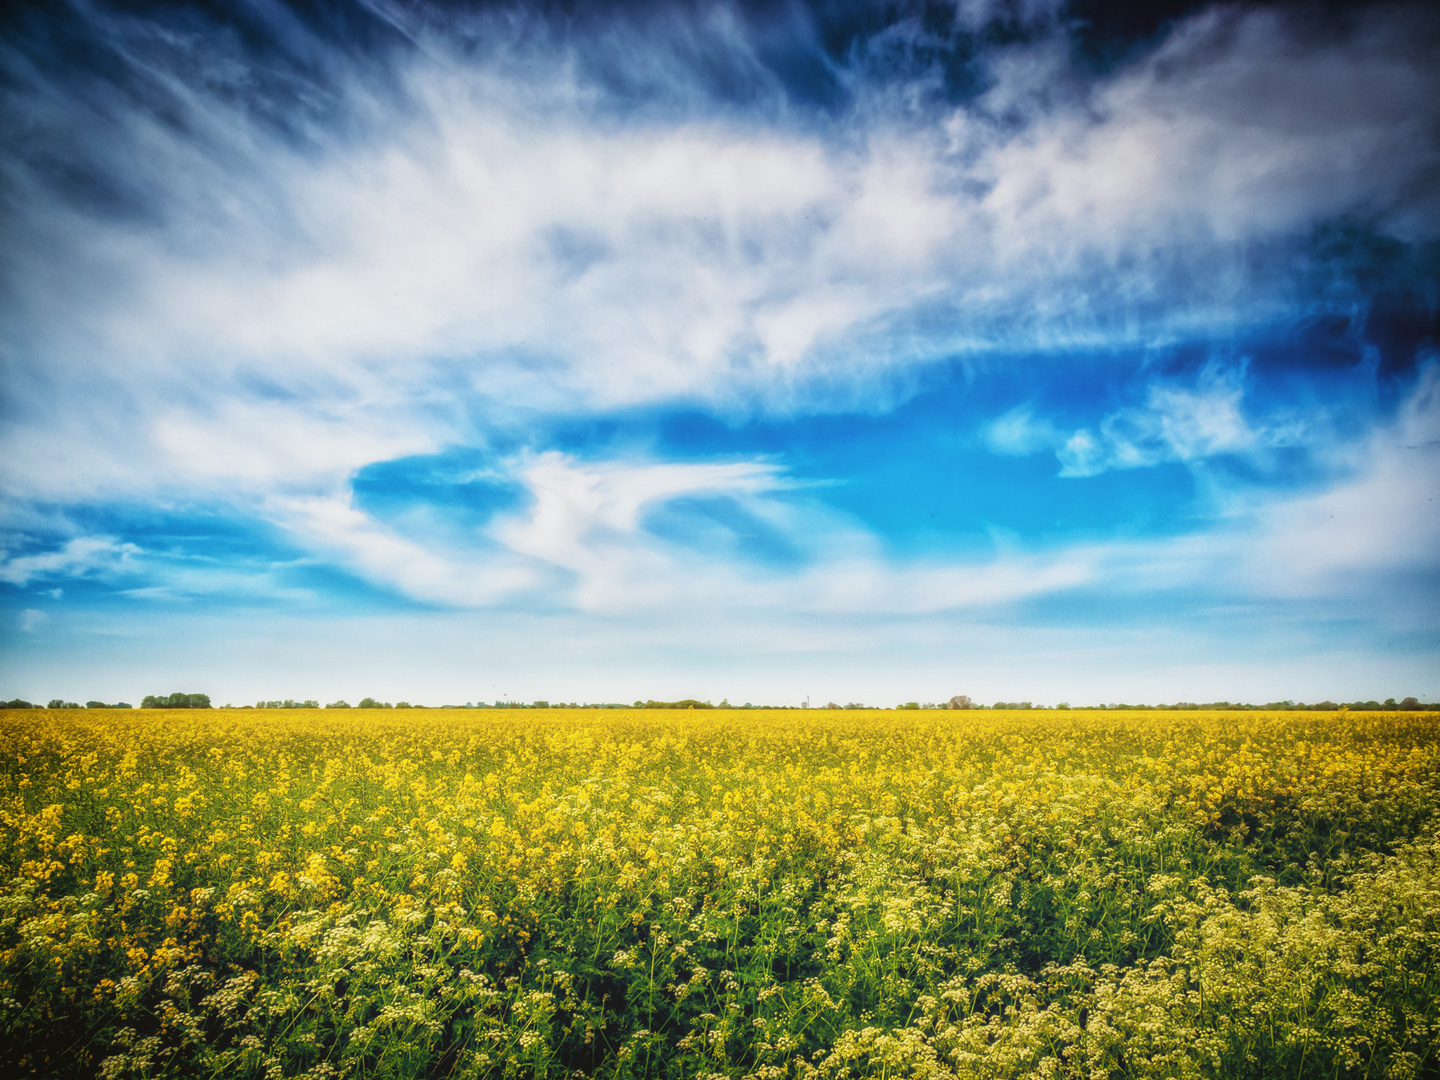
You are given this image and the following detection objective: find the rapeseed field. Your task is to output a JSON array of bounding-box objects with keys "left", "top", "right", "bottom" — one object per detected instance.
[{"left": 2, "top": 707, "right": 1438, "bottom": 1079}]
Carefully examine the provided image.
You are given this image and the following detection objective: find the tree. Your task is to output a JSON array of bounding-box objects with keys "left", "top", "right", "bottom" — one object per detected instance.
[
  {"left": 948, "top": 695, "right": 974, "bottom": 709},
  {"left": 140, "top": 692, "right": 210, "bottom": 708}
]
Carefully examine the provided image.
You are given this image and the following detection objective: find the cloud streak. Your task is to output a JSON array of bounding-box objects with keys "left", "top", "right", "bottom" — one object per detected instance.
[
  {"left": 4, "top": 2, "right": 1437, "bottom": 496},
  {"left": 1054, "top": 364, "right": 1305, "bottom": 477},
  {"left": 0, "top": 536, "right": 140, "bottom": 588}
]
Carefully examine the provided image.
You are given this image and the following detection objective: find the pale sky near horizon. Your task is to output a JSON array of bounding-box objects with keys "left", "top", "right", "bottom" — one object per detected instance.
[{"left": 2, "top": 0, "right": 1438, "bottom": 707}]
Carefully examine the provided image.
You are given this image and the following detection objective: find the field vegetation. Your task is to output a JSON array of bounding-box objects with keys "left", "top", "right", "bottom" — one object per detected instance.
[{"left": 2, "top": 707, "right": 1438, "bottom": 1079}]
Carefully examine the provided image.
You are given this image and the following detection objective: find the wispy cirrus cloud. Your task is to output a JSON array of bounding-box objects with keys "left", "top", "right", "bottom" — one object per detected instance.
[
  {"left": 1054, "top": 365, "right": 1308, "bottom": 477},
  {"left": 1233, "top": 359, "right": 1440, "bottom": 602},
  {"left": 982, "top": 404, "right": 1067, "bottom": 457},
  {"left": 3, "top": 0, "right": 1437, "bottom": 506},
  {"left": 0, "top": 536, "right": 140, "bottom": 587}
]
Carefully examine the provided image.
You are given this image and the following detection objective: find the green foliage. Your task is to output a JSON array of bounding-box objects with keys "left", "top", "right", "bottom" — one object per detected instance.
[{"left": 139, "top": 692, "right": 211, "bottom": 709}]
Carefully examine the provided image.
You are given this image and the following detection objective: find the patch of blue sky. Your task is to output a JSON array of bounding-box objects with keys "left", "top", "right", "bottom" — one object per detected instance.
[
  {"left": 350, "top": 448, "right": 530, "bottom": 533},
  {"left": 536, "top": 325, "right": 1396, "bottom": 557},
  {"left": 0, "top": 545, "right": 427, "bottom": 615},
  {"left": 0, "top": 503, "right": 418, "bottom": 612}
]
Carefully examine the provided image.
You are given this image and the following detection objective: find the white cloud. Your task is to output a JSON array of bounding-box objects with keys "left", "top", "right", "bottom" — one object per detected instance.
[
  {"left": 269, "top": 492, "right": 554, "bottom": 609},
  {"left": 2, "top": 2, "right": 1436, "bottom": 510},
  {"left": 495, "top": 452, "right": 785, "bottom": 566},
  {"left": 0, "top": 536, "right": 141, "bottom": 587},
  {"left": 982, "top": 404, "right": 1065, "bottom": 456},
  {"left": 1234, "top": 361, "right": 1440, "bottom": 600},
  {"left": 151, "top": 402, "right": 436, "bottom": 494},
  {"left": 252, "top": 453, "right": 798, "bottom": 611},
  {"left": 1054, "top": 365, "right": 1308, "bottom": 477},
  {"left": 20, "top": 608, "right": 47, "bottom": 632}
]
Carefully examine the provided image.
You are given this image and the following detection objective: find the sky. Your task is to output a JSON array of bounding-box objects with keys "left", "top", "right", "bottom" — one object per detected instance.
[{"left": 1, "top": 0, "right": 1438, "bottom": 707}]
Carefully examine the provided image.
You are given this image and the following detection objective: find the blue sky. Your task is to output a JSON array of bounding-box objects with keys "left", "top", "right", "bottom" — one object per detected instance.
[{"left": 2, "top": 0, "right": 1438, "bottom": 706}]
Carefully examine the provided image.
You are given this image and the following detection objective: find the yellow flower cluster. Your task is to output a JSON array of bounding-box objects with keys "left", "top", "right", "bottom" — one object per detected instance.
[{"left": 1, "top": 707, "right": 1437, "bottom": 1078}]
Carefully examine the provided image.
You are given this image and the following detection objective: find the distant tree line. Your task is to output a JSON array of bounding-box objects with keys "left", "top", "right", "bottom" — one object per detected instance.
[
  {"left": 883, "top": 696, "right": 1440, "bottom": 711},
  {"left": 1056, "top": 698, "right": 1434, "bottom": 711},
  {"left": 1, "top": 694, "right": 1435, "bottom": 711},
  {"left": 0, "top": 699, "right": 133, "bottom": 709}
]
